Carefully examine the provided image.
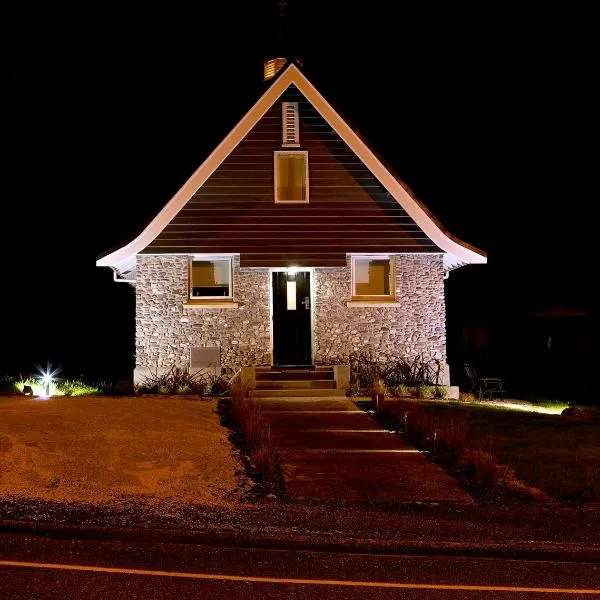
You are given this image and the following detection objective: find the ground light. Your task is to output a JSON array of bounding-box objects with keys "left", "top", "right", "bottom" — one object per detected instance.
[{"left": 36, "top": 363, "right": 61, "bottom": 399}]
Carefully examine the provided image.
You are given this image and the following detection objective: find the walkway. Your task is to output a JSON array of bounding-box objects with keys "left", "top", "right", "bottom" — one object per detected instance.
[{"left": 255, "top": 397, "right": 471, "bottom": 503}]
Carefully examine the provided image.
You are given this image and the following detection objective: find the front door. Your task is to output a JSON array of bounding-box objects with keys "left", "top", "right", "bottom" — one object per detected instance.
[{"left": 272, "top": 271, "right": 312, "bottom": 366}]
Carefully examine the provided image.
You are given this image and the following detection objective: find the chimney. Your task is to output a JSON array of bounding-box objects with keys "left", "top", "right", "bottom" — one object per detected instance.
[{"left": 263, "top": 57, "right": 287, "bottom": 81}]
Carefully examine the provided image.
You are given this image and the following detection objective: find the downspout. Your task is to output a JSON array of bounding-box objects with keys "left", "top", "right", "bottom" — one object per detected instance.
[{"left": 111, "top": 267, "right": 136, "bottom": 284}]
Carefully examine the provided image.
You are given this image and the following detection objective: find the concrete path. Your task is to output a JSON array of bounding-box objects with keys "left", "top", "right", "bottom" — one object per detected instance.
[{"left": 255, "top": 397, "right": 471, "bottom": 503}]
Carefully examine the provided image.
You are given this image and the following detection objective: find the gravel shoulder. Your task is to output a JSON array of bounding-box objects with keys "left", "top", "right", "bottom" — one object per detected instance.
[{"left": 0, "top": 396, "right": 248, "bottom": 507}]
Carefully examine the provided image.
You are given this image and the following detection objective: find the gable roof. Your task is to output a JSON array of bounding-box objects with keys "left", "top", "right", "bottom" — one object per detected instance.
[{"left": 97, "top": 62, "right": 486, "bottom": 278}]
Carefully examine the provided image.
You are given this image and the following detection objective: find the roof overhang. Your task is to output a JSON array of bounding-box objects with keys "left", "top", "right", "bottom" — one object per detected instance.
[{"left": 97, "top": 63, "right": 486, "bottom": 279}]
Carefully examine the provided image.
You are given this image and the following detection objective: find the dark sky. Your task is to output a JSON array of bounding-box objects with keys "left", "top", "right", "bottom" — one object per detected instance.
[{"left": 5, "top": 2, "right": 596, "bottom": 380}]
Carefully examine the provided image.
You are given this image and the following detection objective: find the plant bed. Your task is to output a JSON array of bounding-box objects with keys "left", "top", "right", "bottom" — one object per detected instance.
[{"left": 217, "top": 386, "right": 284, "bottom": 499}]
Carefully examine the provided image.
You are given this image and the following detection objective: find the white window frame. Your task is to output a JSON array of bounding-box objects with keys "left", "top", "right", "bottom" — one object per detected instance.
[
  {"left": 351, "top": 255, "right": 395, "bottom": 299},
  {"left": 189, "top": 255, "right": 234, "bottom": 300},
  {"left": 274, "top": 150, "right": 309, "bottom": 204},
  {"left": 281, "top": 101, "right": 300, "bottom": 147}
]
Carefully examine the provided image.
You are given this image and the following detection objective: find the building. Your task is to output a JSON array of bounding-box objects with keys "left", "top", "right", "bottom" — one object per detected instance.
[{"left": 97, "top": 59, "right": 486, "bottom": 386}]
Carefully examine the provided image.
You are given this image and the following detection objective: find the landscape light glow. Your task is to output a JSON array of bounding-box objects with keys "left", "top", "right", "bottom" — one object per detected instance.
[
  {"left": 36, "top": 363, "right": 61, "bottom": 399},
  {"left": 484, "top": 400, "right": 566, "bottom": 415}
]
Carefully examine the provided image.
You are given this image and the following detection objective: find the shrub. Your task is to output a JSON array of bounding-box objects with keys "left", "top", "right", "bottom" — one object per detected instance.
[
  {"left": 227, "top": 380, "right": 281, "bottom": 487},
  {"left": 371, "top": 379, "right": 386, "bottom": 395},
  {"left": 435, "top": 385, "right": 449, "bottom": 399},
  {"left": 136, "top": 366, "right": 207, "bottom": 395},
  {"left": 347, "top": 349, "right": 443, "bottom": 393},
  {"left": 461, "top": 448, "right": 498, "bottom": 490},
  {"left": 418, "top": 385, "right": 436, "bottom": 399},
  {"left": 459, "top": 391, "right": 478, "bottom": 403},
  {"left": 205, "top": 373, "right": 229, "bottom": 397},
  {"left": 345, "top": 380, "right": 362, "bottom": 397},
  {"left": 394, "top": 384, "right": 412, "bottom": 398}
]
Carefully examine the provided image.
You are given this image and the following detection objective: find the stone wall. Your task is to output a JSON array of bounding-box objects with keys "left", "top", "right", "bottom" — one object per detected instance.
[
  {"left": 134, "top": 254, "right": 448, "bottom": 383},
  {"left": 313, "top": 255, "right": 447, "bottom": 379},
  {"left": 134, "top": 256, "right": 271, "bottom": 382}
]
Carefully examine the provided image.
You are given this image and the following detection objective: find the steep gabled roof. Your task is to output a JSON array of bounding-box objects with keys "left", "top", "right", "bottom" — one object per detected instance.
[{"left": 97, "top": 62, "right": 486, "bottom": 278}]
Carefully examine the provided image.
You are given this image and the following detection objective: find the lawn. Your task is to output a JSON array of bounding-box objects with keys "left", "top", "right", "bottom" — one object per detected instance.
[
  {"left": 381, "top": 398, "right": 600, "bottom": 503},
  {"left": 0, "top": 396, "right": 245, "bottom": 507}
]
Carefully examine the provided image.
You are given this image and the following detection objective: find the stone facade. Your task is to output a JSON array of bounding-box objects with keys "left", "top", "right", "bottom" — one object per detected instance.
[
  {"left": 134, "top": 254, "right": 448, "bottom": 383},
  {"left": 135, "top": 256, "right": 271, "bottom": 382},
  {"left": 313, "top": 255, "right": 446, "bottom": 361}
]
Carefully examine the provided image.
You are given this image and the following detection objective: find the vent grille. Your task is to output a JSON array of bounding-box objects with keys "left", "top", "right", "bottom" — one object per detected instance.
[
  {"left": 282, "top": 102, "right": 299, "bottom": 147},
  {"left": 264, "top": 57, "right": 287, "bottom": 81},
  {"left": 190, "top": 346, "right": 221, "bottom": 370}
]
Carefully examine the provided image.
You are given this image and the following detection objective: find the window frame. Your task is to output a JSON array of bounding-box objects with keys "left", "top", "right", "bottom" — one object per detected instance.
[
  {"left": 350, "top": 255, "right": 395, "bottom": 301},
  {"left": 188, "top": 256, "right": 234, "bottom": 301},
  {"left": 274, "top": 150, "right": 310, "bottom": 204}
]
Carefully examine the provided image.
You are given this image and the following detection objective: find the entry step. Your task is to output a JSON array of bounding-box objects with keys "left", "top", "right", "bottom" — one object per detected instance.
[
  {"left": 255, "top": 380, "right": 336, "bottom": 390},
  {"left": 256, "top": 371, "right": 334, "bottom": 381},
  {"left": 249, "top": 389, "right": 343, "bottom": 398}
]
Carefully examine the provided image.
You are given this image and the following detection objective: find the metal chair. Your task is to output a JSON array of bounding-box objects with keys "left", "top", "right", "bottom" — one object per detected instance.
[{"left": 464, "top": 362, "right": 504, "bottom": 401}]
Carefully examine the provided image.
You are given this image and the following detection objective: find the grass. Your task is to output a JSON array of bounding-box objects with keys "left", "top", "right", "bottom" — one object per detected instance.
[
  {"left": 381, "top": 398, "right": 600, "bottom": 503},
  {"left": 12, "top": 377, "right": 101, "bottom": 397},
  {"left": 219, "top": 382, "right": 282, "bottom": 492}
]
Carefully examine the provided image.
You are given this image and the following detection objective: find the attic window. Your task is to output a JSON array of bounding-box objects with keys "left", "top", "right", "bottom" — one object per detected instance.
[
  {"left": 282, "top": 102, "right": 299, "bottom": 147},
  {"left": 274, "top": 151, "right": 309, "bottom": 203}
]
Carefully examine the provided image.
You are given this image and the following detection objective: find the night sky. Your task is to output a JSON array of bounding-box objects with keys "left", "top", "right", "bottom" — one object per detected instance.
[{"left": 5, "top": 2, "right": 595, "bottom": 383}]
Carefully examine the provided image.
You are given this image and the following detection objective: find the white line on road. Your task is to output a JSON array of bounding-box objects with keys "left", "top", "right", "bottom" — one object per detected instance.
[{"left": 1, "top": 560, "right": 598, "bottom": 594}]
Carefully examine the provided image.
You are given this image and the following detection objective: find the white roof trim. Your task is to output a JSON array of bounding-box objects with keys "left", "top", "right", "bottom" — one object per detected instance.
[{"left": 97, "top": 63, "right": 486, "bottom": 271}]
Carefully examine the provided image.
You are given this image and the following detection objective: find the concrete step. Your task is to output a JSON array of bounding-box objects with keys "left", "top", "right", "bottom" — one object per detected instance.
[
  {"left": 256, "top": 371, "right": 335, "bottom": 381},
  {"left": 256, "top": 380, "right": 336, "bottom": 390},
  {"left": 249, "top": 389, "right": 343, "bottom": 398}
]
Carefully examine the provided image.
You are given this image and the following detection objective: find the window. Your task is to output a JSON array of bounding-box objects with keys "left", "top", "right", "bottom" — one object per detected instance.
[
  {"left": 351, "top": 257, "right": 394, "bottom": 299},
  {"left": 274, "top": 151, "right": 309, "bottom": 203},
  {"left": 281, "top": 102, "right": 299, "bottom": 146},
  {"left": 190, "top": 258, "right": 232, "bottom": 299}
]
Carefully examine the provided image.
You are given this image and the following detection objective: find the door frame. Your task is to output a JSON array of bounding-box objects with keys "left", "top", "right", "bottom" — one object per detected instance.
[{"left": 269, "top": 268, "right": 315, "bottom": 367}]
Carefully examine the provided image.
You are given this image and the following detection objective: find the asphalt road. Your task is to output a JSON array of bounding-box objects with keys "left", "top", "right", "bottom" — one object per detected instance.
[{"left": 0, "top": 533, "right": 598, "bottom": 599}]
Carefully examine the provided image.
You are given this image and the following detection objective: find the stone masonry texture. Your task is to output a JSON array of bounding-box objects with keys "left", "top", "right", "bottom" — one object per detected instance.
[
  {"left": 134, "top": 254, "right": 447, "bottom": 382},
  {"left": 313, "top": 255, "right": 446, "bottom": 363}
]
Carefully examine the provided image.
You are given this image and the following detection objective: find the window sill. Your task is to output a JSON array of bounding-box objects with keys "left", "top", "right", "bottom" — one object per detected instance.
[
  {"left": 344, "top": 299, "right": 401, "bottom": 307},
  {"left": 183, "top": 301, "right": 239, "bottom": 309}
]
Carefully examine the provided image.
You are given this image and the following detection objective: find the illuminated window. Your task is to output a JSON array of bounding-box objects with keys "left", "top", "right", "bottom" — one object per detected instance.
[
  {"left": 351, "top": 257, "right": 394, "bottom": 298},
  {"left": 274, "top": 151, "right": 309, "bottom": 203},
  {"left": 190, "top": 258, "right": 232, "bottom": 299}
]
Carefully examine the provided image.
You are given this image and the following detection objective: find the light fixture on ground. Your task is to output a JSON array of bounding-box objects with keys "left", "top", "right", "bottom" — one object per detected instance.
[{"left": 36, "top": 362, "right": 61, "bottom": 398}]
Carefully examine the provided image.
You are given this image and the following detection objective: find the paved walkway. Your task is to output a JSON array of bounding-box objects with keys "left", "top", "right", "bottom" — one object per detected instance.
[{"left": 255, "top": 397, "right": 472, "bottom": 503}]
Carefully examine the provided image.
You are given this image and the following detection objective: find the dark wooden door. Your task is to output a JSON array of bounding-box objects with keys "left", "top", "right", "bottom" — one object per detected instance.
[{"left": 272, "top": 271, "right": 312, "bottom": 366}]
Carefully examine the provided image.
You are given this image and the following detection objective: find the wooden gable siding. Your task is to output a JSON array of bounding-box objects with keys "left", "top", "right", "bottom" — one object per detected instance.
[{"left": 141, "top": 85, "right": 442, "bottom": 267}]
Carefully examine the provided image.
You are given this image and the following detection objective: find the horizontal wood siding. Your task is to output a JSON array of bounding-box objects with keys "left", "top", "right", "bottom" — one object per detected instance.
[{"left": 142, "top": 85, "right": 441, "bottom": 266}]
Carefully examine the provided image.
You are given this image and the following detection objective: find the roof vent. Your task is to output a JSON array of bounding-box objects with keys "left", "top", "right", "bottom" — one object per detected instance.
[
  {"left": 264, "top": 57, "right": 287, "bottom": 81},
  {"left": 282, "top": 102, "right": 299, "bottom": 146}
]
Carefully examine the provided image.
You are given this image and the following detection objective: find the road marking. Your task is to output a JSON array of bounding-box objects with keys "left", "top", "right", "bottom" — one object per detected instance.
[
  {"left": 262, "top": 410, "right": 364, "bottom": 414},
  {"left": 298, "top": 429, "right": 393, "bottom": 433},
  {"left": 1, "top": 560, "right": 598, "bottom": 594},
  {"left": 302, "top": 448, "right": 421, "bottom": 453}
]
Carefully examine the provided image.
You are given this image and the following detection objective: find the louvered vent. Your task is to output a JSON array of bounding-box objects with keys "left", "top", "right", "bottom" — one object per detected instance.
[
  {"left": 282, "top": 102, "right": 299, "bottom": 147},
  {"left": 264, "top": 57, "right": 287, "bottom": 81}
]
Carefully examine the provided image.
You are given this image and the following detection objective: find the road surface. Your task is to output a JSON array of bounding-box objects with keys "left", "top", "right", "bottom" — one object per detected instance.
[{"left": 0, "top": 532, "right": 598, "bottom": 598}]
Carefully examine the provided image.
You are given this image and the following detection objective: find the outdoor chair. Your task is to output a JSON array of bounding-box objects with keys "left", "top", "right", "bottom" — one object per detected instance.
[{"left": 464, "top": 362, "right": 505, "bottom": 401}]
